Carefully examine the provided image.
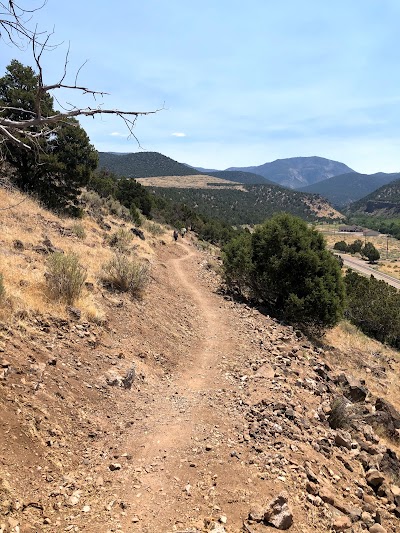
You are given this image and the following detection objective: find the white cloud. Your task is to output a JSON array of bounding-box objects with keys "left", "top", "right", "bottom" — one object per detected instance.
[
  {"left": 110, "top": 132, "right": 125, "bottom": 137},
  {"left": 171, "top": 132, "right": 186, "bottom": 137}
]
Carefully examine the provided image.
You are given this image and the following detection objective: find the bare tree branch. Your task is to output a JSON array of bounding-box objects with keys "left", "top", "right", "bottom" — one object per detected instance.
[
  {"left": 0, "top": 2, "right": 162, "bottom": 151},
  {"left": 0, "top": 1, "right": 48, "bottom": 47}
]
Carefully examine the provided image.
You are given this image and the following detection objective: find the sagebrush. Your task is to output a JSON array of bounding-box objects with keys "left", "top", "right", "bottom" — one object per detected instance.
[
  {"left": 0, "top": 273, "right": 5, "bottom": 301},
  {"left": 101, "top": 253, "right": 150, "bottom": 297},
  {"left": 45, "top": 252, "right": 87, "bottom": 304}
]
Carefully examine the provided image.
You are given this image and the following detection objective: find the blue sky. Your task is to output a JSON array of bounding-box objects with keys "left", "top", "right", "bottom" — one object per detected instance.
[{"left": 2, "top": 0, "right": 400, "bottom": 173}]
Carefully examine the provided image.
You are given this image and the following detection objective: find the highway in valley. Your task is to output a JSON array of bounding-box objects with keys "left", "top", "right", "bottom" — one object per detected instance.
[{"left": 338, "top": 253, "right": 400, "bottom": 290}]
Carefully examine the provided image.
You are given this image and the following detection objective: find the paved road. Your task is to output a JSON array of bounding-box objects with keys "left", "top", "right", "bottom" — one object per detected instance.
[{"left": 338, "top": 253, "right": 400, "bottom": 290}]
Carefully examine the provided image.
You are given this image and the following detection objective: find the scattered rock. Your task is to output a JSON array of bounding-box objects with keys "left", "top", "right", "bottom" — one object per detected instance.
[
  {"left": 131, "top": 227, "right": 145, "bottom": 240},
  {"left": 335, "top": 373, "right": 368, "bottom": 402},
  {"left": 332, "top": 516, "right": 351, "bottom": 531},
  {"left": 263, "top": 492, "right": 293, "bottom": 530},
  {"left": 366, "top": 470, "right": 385, "bottom": 488},
  {"left": 109, "top": 463, "right": 122, "bottom": 471},
  {"left": 335, "top": 430, "right": 353, "bottom": 450},
  {"left": 67, "top": 306, "right": 81, "bottom": 320},
  {"left": 122, "top": 365, "right": 135, "bottom": 390},
  {"left": 248, "top": 505, "right": 264, "bottom": 522},
  {"left": 369, "top": 525, "right": 387, "bottom": 533},
  {"left": 13, "top": 239, "right": 24, "bottom": 251}
]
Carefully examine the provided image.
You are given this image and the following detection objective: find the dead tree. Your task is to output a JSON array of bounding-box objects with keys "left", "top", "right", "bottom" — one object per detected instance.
[{"left": 0, "top": 1, "right": 160, "bottom": 151}]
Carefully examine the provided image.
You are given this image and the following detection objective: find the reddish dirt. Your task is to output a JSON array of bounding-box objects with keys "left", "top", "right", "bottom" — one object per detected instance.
[{"left": 1, "top": 238, "right": 399, "bottom": 533}]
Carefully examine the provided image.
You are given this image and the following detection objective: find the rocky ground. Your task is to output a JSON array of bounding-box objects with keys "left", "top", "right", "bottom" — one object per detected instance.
[{"left": 0, "top": 232, "right": 400, "bottom": 532}]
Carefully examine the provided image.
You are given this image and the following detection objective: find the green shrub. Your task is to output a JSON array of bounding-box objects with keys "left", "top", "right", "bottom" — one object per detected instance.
[
  {"left": 223, "top": 213, "right": 346, "bottom": 331},
  {"left": 130, "top": 205, "right": 142, "bottom": 226},
  {"left": 222, "top": 232, "right": 253, "bottom": 294},
  {"left": 45, "top": 252, "right": 87, "bottom": 304},
  {"left": 333, "top": 241, "right": 349, "bottom": 252},
  {"left": 71, "top": 223, "right": 86, "bottom": 240},
  {"left": 361, "top": 242, "right": 380, "bottom": 263},
  {"left": 348, "top": 239, "right": 363, "bottom": 254},
  {"left": 101, "top": 253, "right": 150, "bottom": 297}
]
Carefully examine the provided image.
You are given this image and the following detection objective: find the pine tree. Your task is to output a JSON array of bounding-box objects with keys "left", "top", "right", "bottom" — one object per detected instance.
[{"left": 0, "top": 60, "right": 98, "bottom": 212}]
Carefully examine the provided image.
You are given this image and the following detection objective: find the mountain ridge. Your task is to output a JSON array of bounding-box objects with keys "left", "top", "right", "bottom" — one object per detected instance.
[
  {"left": 227, "top": 156, "right": 354, "bottom": 189},
  {"left": 98, "top": 152, "right": 355, "bottom": 189}
]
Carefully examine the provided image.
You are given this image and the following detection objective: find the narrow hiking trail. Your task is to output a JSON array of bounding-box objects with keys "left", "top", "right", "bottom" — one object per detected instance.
[{"left": 114, "top": 242, "right": 263, "bottom": 532}]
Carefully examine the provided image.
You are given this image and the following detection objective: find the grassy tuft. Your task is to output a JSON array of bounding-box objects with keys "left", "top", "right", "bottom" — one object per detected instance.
[{"left": 71, "top": 223, "right": 86, "bottom": 240}]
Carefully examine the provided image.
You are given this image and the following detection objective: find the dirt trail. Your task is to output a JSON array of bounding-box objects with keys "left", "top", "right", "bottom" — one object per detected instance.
[{"left": 114, "top": 243, "right": 253, "bottom": 532}]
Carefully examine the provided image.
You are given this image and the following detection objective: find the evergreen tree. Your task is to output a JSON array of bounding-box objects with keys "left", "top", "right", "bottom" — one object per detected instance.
[
  {"left": 223, "top": 213, "right": 346, "bottom": 331},
  {"left": 361, "top": 242, "right": 380, "bottom": 263},
  {"left": 0, "top": 60, "right": 98, "bottom": 212},
  {"left": 333, "top": 241, "right": 348, "bottom": 252}
]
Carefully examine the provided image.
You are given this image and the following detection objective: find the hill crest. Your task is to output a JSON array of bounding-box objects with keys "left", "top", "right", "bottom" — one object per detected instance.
[{"left": 298, "top": 171, "right": 400, "bottom": 207}]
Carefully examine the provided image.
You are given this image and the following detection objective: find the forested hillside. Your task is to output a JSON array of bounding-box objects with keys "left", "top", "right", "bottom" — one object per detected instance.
[
  {"left": 348, "top": 178, "right": 400, "bottom": 215},
  {"left": 149, "top": 184, "right": 342, "bottom": 225},
  {"left": 206, "top": 170, "right": 271, "bottom": 185},
  {"left": 99, "top": 152, "right": 201, "bottom": 178},
  {"left": 347, "top": 179, "right": 400, "bottom": 239}
]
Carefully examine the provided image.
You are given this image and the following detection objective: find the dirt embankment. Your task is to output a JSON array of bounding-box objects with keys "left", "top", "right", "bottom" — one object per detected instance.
[{"left": 1, "top": 228, "right": 400, "bottom": 532}]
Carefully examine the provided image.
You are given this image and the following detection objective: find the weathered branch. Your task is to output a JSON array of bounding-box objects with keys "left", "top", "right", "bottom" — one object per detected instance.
[
  {"left": 0, "top": 1, "right": 48, "bottom": 46},
  {"left": 0, "top": 107, "right": 160, "bottom": 129},
  {"left": 0, "top": 2, "right": 162, "bottom": 151}
]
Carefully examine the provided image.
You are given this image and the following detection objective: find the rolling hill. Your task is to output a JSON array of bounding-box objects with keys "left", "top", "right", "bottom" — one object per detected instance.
[
  {"left": 298, "top": 172, "right": 400, "bottom": 207},
  {"left": 227, "top": 156, "right": 354, "bottom": 189},
  {"left": 98, "top": 151, "right": 201, "bottom": 178},
  {"left": 348, "top": 178, "right": 400, "bottom": 217}
]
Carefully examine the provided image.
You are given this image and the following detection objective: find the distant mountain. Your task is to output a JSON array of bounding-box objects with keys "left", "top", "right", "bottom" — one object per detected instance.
[
  {"left": 298, "top": 172, "right": 400, "bottom": 207},
  {"left": 98, "top": 152, "right": 201, "bottom": 178},
  {"left": 348, "top": 178, "right": 400, "bottom": 217},
  {"left": 194, "top": 166, "right": 219, "bottom": 173},
  {"left": 206, "top": 170, "right": 272, "bottom": 185},
  {"left": 227, "top": 156, "right": 354, "bottom": 189}
]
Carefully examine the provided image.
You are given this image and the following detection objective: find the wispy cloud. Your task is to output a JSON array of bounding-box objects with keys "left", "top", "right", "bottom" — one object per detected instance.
[
  {"left": 171, "top": 132, "right": 186, "bottom": 137},
  {"left": 110, "top": 132, "right": 125, "bottom": 137}
]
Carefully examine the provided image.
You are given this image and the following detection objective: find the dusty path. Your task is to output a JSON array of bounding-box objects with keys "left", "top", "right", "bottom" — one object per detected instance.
[{"left": 114, "top": 242, "right": 258, "bottom": 532}]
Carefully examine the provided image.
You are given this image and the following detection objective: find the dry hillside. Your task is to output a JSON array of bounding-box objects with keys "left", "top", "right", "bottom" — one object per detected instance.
[{"left": 0, "top": 187, "right": 399, "bottom": 533}]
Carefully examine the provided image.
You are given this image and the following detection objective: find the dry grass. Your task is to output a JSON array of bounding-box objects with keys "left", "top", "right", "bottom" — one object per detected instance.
[
  {"left": 324, "top": 321, "right": 400, "bottom": 411},
  {"left": 136, "top": 174, "right": 247, "bottom": 190},
  {"left": 0, "top": 187, "right": 158, "bottom": 324}
]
